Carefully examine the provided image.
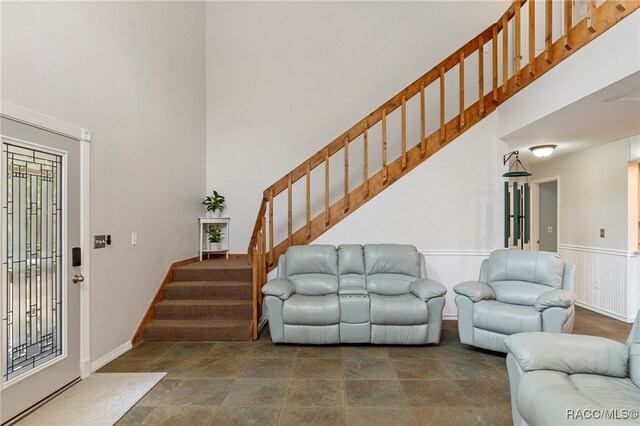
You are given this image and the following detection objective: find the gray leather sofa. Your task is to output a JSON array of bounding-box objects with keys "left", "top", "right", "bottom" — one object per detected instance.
[
  {"left": 262, "top": 244, "right": 447, "bottom": 345},
  {"left": 505, "top": 311, "right": 640, "bottom": 425},
  {"left": 453, "top": 249, "right": 576, "bottom": 353}
]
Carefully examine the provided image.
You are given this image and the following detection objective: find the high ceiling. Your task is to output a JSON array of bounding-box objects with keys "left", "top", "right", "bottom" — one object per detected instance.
[{"left": 502, "top": 71, "right": 640, "bottom": 164}]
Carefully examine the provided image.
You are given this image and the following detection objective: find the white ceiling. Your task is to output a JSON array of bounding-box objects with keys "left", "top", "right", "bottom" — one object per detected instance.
[{"left": 502, "top": 71, "right": 640, "bottom": 164}]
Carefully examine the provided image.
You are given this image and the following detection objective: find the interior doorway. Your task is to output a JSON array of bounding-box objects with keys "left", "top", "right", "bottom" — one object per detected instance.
[{"left": 531, "top": 177, "right": 560, "bottom": 253}]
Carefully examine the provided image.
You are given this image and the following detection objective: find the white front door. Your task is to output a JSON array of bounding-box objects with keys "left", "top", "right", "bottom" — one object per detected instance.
[{"left": 0, "top": 117, "right": 82, "bottom": 423}]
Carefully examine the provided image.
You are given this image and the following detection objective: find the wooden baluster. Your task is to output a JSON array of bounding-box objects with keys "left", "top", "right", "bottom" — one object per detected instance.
[
  {"left": 363, "top": 125, "right": 369, "bottom": 196},
  {"left": 268, "top": 189, "right": 273, "bottom": 265},
  {"left": 587, "top": 0, "right": 596, "bottom": 33},
  {"left": 616, "top": 0, "right": 626, "bottom": 11},
  {"left": 439, "top": 67, "right": 445, "bottom": 143},
  {"left": 502, "top": 13, "right": 509, "bottom": 95},
  {"left": 344, "top": 137, "right": 349, "bottom": 213},
  {"left": 324, "top": 148, "right": 330, "bottom": 225},
  {"left": 382, "top": 109, "right": 388, "bottom": 183},
  {"left": 529, "top": 0, "right": 536, "bottom": 76},
  {"left": 459, "top": 52, "right": 465, "bottom": 127},
  {"left": 492, "top": 25, "right": 498, "bottom": 102},
  {"left": 420, "top": 83, "right": 426, "bottom": 156},
  {"left": 306, "top": 162, "right": 311, "bottom": 239},
  {"left": 401, "top": 97, "right": 407, "bottom": 169},
  {"left": 564, "top": 0, "right": 572, "bottom": 49},
  {"left": 515, "top": 0, "right": 522, "bottom": 86},
  {"left": 479, "top": 37, "right": 485, "bottom": 115},
  {"left": 287, "top": 174, "right": 292, "bottom": 246},
  {"left": 545, "top": 0, "right": 553, "bottom": 63}
]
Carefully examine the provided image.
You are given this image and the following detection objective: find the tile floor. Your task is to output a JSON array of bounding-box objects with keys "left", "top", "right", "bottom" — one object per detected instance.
[{"left": 100, "top": 307, "right": 632, "bottom": 426}]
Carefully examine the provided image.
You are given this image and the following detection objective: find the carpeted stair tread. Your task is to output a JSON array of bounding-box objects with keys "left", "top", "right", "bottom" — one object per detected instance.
[
  {"left": 164, "top": 281, "right": 252, "bottom": 300},
  {"left": 144, "top": 319, "right": 251, "bottom": 342},
  {"left": 155, "top": 299, "right": 252, "bottom": 320},
  {"left": 173, "top": 260, "right": 252, "bottom": 282}
]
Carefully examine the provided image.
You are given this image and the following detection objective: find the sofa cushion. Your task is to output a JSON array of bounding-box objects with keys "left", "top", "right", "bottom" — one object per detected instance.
[
  {"left": 487, "top": 249, "right": 564, "bottom": 290},
  {"left": 367, "top": 274, "right": 415, "bottom": 296},
  {"left": 370, "top": 293, "right": 428, "bottom": 325},
  {"left": 364, "top": 244, "right": 421, "bottom": 277},
  {"left": 284, "top": 245, "right": 338, "bottom": 277},
  {"left": 338, "top": 244, "right": 366, "bottom": 288},
  {"left": 473, "top": 300, "right": 541, "bottom": 335},
  {"left": 287, "top": 273, "right": 338, "bottom": 296},
  {"left": 517, "top": 371, "right": 640, "bottom": 425},
  {"left": 283, "top": 294, "right": 339, "bottom": 325},
  {"left": 489, "top": 281, "right": 553, "bottom": 306}
]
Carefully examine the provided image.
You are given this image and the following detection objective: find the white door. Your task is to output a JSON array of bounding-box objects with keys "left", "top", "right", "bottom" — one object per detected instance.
[{"left": 0, "top": 117, "right": 82, "bottom": 423}]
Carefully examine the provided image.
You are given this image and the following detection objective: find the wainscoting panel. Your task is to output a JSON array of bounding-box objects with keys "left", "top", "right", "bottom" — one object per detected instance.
[
  {"left": 558, "top": 244, "right": 637, "bottom": 322},
  {"left": 420, "top": 250, "right": 491, "bottom": 319}
]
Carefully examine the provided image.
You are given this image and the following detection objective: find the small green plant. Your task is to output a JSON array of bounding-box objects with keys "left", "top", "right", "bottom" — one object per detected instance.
[
  {"left": 202, "top": 190, "right": 225, "bottom": 214},
  {"left": 207, "top": 225, "right": 223, "bottom": 243}
]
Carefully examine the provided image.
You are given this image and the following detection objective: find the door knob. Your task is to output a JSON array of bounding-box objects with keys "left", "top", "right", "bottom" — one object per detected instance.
[{"left": 72, "top": 274, "right": 85, "bottom": 284}]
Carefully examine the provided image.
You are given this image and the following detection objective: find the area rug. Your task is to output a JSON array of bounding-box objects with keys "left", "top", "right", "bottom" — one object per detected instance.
[{"left": 18, "top": 372, "right": 166, "bottom": 426}]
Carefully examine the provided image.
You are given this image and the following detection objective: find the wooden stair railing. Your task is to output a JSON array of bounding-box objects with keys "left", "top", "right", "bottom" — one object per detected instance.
[{"left": 247, "top": 0, "right": 639, "bottom": 339}]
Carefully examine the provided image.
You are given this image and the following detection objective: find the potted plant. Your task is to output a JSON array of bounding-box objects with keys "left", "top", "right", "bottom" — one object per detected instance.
[
  {"left": 207, "top": 225, "right": 223, "bottom": 251},
  {"left": 202, "top": 190, "right": 225, "bottom": 217}
]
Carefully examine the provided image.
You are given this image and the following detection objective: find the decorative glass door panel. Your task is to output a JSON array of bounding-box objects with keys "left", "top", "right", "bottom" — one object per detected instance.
[{"left": 2, "top": 143, "right": 63, "bottom": 382}]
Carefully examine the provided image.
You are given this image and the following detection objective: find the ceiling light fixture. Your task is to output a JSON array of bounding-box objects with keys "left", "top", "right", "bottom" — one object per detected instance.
[{"left": 529, "top": 144, "right": 557, "bottom": 158}]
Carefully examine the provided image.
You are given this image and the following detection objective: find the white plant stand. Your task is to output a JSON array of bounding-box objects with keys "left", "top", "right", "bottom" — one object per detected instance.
[{"left": 199, "top": 216, "right": 230, "bottom": 260}]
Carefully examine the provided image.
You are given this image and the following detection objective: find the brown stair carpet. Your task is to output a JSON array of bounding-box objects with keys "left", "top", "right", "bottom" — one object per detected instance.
[{"left": 143, "top": 259, "right": 253, "bottom": 342}]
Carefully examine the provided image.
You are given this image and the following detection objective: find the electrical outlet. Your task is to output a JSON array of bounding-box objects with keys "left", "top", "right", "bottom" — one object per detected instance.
[
  {"left": 600, "top": 228, "right": 605, "bottom": 238},
  {"left": 594, "top": 278, "right": 600, "bottom": 289},
  {"left": 131, "top": 232, "right": 138, "bottom": 246}
]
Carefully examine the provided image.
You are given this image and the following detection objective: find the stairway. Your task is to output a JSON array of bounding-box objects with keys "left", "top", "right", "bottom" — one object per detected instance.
[{"left": 143, "top": 259, "right": 253, "bottom": 341}]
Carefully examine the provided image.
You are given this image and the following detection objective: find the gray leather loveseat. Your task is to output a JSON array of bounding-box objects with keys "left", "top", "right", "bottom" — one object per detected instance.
[
  {"left": 505, "top": 310, "right": 640, "bottom": 425},
  {"left": 262, "top": 244, "right": 447, "bottom": 345},
  {"left": 454, "top": 249, "right": 576, "bottom": 353}
]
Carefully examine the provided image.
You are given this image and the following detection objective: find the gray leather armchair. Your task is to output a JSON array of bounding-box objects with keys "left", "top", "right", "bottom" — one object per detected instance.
[
  {"left": 505, "top": 311, "right": 640, "bottom": 425},
  {"left": 262, "top": 244, "right": 447, "bottom": 345},
  {"left": 454, "top": 249, "right": 576, "bottom": 353}
]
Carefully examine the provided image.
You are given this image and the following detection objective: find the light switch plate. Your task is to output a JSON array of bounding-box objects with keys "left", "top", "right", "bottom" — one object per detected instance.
[
  {"left": 600, "top": 229, "right": 605, "bottom": 238},
  {"left": 547, "top": 226, "right": 553, "bottom": 234},
  {"left": 94, "top": 235, "right": 106, "bottom": 249}
]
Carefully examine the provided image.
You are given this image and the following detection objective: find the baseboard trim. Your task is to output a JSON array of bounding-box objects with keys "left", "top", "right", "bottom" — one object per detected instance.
[
  {"left": 131, "top": 256, "right": 199, "bottom": 346},
  {"left": 575, "top": 301, "right": 630, "bottom": 323},
  {"left": 90, "top": 341, "right": 132, "bottom": 372}
]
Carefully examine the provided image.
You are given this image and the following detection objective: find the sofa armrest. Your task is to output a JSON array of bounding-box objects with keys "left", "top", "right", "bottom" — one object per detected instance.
[
  {"left": 262, "top": 278, "right": 295, "bottom": 300},
  {"left": 534, "top": 289, "right": 576, "bottom": 312},
  {"left": 504, "top": 332, "right": 629, "bottom": 378},
  {"left": 410, "top": 278, "right": 446, "bottom": 301},
  {"left": 339, "top": 286, "right": 368, "bottom": 296},
  {"left": 453, "top": 281, "right": 495, "bottom": 302}
]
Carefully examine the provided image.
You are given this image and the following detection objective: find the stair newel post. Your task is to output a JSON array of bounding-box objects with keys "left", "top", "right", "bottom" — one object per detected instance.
[
  {"left": 587, "top": 0, "right": 596, "bottom": 33},
  {"left": 324, "top": 148, "right": 330, "bottom": 226},
  {"left": 529, "top": 0, "right": 536, "bottom": 76},
  {"left": 382, "top": 109, "right": 388, "bottom": 184},
  {"left": 439, "top": 67, "right": 445, "bottom": 143},
  {"left": 420, "top": 83, "right": 426, "bottom": 157},
  {"left": 564, "top": 0, "right": 572, "bottom": 49},
  {"left": 545, "top": 0, "right": 553, "bottom": 63},
  {"left": 478, "top": 37, "right": 485, "bottom": 116},
  {"left": 344, "top": 137, "right": 349, "bottom": 213},
  {"left": 306, "top": 162, "right": 311, "bottom": 239},
  {"left": 459, "top": 52, "right": 465, "bottom": 128},
  {"left": 515, "top": 0, "right": 522, "bottom": 87},
  {"left": 287, "top": 174, "right": 293, "bottom": 247},
  {"left": 502, "top": 13, "right": 509, "bottom": 95},
  {"left": 401, "top": 96, "right": 407, "bottom": 169},
  {"left": 363, "top": 124, "right": 369, "bottom": 197},
  {"left": 492, "top": 25, "right": 499, "bottom": 102},
  {"left": 268, "top": 189, "right": 274, "bottom": 266}
]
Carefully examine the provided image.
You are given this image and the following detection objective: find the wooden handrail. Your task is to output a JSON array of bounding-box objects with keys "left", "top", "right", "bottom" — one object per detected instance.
[{"left": 247, "top": 0, "right": 639, "bottom": 340}]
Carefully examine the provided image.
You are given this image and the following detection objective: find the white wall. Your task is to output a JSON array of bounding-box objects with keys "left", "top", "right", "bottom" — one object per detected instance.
[
  {"left": 1, "top": 2, "right": 207, "bottom": 361},
  {"left": 205, "top": 1, "right": 508, "bottom": 254},
  {"left": 531, "top": 138, "right": 630, "bottom": 250}
]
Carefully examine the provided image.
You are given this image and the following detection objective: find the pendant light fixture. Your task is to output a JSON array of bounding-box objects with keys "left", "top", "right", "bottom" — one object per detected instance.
[{"left": 503, "top": 151, "right": 531, "bottom": 249}]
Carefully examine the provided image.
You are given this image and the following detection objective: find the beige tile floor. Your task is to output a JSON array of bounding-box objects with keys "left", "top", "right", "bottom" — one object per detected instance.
[{"left": 102, "top": 307, "right": 632, "bottom": 426}]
